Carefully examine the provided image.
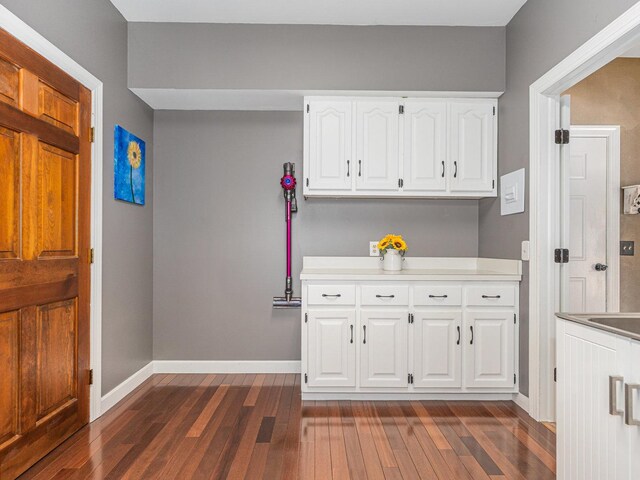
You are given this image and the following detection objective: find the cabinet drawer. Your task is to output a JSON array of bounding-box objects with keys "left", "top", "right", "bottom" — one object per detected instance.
[
  {"left": 413, "top": 285, "right": 462, "bottom": 306},
  {"left": 465, "top": 286, "right": 515, "bottom": 306},
  {"left": 307, "top": 285, "right": 356, "bottom": 305},
  {"left": 361, "top": 285, "right": 409, "bottom": 306}
]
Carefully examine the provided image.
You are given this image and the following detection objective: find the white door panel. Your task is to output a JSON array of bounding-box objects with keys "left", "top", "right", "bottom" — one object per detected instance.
[
  {"left": 568, "top": 135, "right": 608, "bottom": 313},
  {"left": 413, "top": 311, "right": 462, "bottom": 388},
  {"left": 307, "top": 310, "right": 356, "bottom": 387},
  {"left": 356, "top": 101, "right": 400, "bottom": 191},
  {"left": 360, "top": 310, "right": 408, "bottom": 388}
]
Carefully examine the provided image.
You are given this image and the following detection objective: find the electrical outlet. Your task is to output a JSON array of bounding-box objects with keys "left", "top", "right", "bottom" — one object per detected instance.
[
  {"left": 369, "top": 241, "right": 379, "bottom": 257},
  {"left": 621, "top": 240, "right": 635, "bottom": 256}
]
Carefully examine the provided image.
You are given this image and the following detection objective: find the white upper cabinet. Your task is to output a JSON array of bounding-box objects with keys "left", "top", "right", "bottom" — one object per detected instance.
[
  {"left": 303, "top": 96, "right": 497, "bottom": 198},
  {"left": 403, "top": 100, "right": 448, "bottom": 193},
  {"left": 308, "top": 100, "right": 353, "bottom": 191},
  {"left": 355, "top": 101, "right": 400, "bottom": 191},
  {"left": 449, "top": 101, "right": 496, "bottom": 193}
]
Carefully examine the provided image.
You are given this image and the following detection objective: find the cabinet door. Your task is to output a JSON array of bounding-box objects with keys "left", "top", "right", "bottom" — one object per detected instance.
[
  {"left": 356, "top": 101, "right": 400, "bottom": 191},
  {"left": 629, "top": 341, "right": 640, "bottom": 479},
  {"left": 307, "top": 310, "right": 356, "bottom": 387},
  {"left": 403, "top": 101, "right": 447, "bottom": 192},
  {"left": 449, "top": 101, "right": 495, "bottom": 193},
  {"left": 556, "top": 319, "right": 630, "bottom": 480},
  {"left": 464, "top": 311, "right": 514, "bottom": 388},
  {"left": 308, "top": 100, "right": 353, "bottom": 191},
  {"left": 360, "top": 310, "right": 408, "bottom": 388},
  {"left": 413, "top": 311, "right": 462, "bottom": 388}
]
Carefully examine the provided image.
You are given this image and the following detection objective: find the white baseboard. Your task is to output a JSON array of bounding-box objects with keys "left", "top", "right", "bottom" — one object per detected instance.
[
  {"left": 153, "top": 360, "right": 301, "bottom": 374},
  {"left": 303, "top": 392, "right": 515, "bottom": 401},
  {"left": 100, "top": 361, "right": 154, "bottom": 415},
  {"left": 513, "top": 392, "right": 530, "bottom": 412}
]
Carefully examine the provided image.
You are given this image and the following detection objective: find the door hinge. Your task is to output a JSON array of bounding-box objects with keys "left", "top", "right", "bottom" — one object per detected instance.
[
  {"left": 306, "top": 104, "right": 310, "bottom": 113},
  {"left": 555, "top": 129, "right": 570, "bottom": 144},
  {"left": 554, "top": 367, "right": 557, "bottom": 382},
  {"left": 408, "top": 373, "right": 414, "bottom": 384},
  {"left": 398, "top": 178, "right": 404, "bottom": 188},
  {"left": 514, "top": 374, "right": 517, "bottom": 385},
  {"left": 89, "top": 248, "right": 94, "bottom": 264},
  {"left": 89, "top": 127, "right": 95, "bottom": 143},
  {"left": 399, "top": 105, "right": 404, "bottom": 114},
  {"left": 305, "top": 313, "right": 308, "bottom": 323},
  {"left": 554, "top": 248, "right": 569, "bottom": 264},
  {"left": 304, "top": 373, "right": 308, "bottom": 384},
  {"left": 408, "top": 313, "right": 414, "bottom": 324},
  {"left": 89, "top": 369, "right": 94, "bottom": 385}
]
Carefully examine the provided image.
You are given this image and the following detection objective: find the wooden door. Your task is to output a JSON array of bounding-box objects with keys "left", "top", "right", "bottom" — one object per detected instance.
[
  {"left": 307, "top": 100, "right": 353, "bottom": 191},
  {"left": 449, "top": 101, "right": 496, "bottom": 193},
  {"left": 360, "top": 310, "right": 408, "bottom": 388},
  {"left": 402, "top": 100, "right": 447, "bottom": 193},
  {"left": 307, "top": 309, "right": 356, "bottom": 387},
  {"left": 0, "top": 29, "right": 91, "bottom": 479},
  {"left": 355, "top": 101, "right": 400, "bottom": 191},
  {"left": 413, "top": 310, "right": 462, "bottom": 388},
  {"left": 463, "top": 310, "right": 514, "bottom": 389}
]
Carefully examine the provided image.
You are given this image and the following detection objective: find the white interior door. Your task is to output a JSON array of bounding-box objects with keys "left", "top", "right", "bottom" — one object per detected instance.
[
  {"left": 567, "top": 127, "right": 620, "bottom": 313},
  {"left": 356, "top": 101, "right": 400, "bottom": 191}
]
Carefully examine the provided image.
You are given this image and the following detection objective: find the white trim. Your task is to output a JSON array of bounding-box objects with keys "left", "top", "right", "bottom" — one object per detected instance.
[
  {"left": 529, "top": 2, "right": 640, "bottom": 421},
  {"left": 100, "top": 362, "right": 154, "bottom": 415},
  {"left": 153, "top": 360, "right": 302, "bottom": 374},
  {"left": 569, "top": 126, "right": 621, "bottom": 312},
  {"left": 0, "top": 6, "right": 105, "bottom": 422},
  {"left": 513, "top": 392, "right": 530, "bottom": 412},
  {"left": 303, "top": 392, "right": 515, "bottom": 401}
]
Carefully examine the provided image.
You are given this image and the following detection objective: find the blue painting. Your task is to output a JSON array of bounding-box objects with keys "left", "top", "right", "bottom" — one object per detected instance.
[{"left": 114, "top": 125, "right": 145, "bottom": 205}]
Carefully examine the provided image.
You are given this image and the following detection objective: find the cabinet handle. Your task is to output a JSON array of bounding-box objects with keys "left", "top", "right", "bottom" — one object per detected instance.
[
  {"left": 625, "top": 383, "right": 640, "bottom": 426},
  {"left": 376, "top": 294, "right": 395, "bottom": 299},
  {"left": 358, "top": 160, "right": 362, "bottom": 177},
  {"left": 482, "top": 295, "right": 501, "bottom": 299},
  {"left": 470, "top": 326, "right": 474, "bottom": 345},
  {"left": 456, "top": 326, "right": 461, "bottom": 345},
  {"left": 609, "top": 376, "right": 624, "bottom": 416},
  {"left": 441, "top": 161, "right": 445, "bottom": 178},
  {"left": 322, "top": 294, "right": 342, "bottom": 298},
  {"left": 363, "top": 325, "right": 366, "bottom": 344},
  {"left": 347, "top": 160, "right": 350, "bottom": 177},
  {"left": 454, "top": 161, "right": 458, "bottom": 178},
  {"left": 350, "top": 325, "right": 354, "bottom": 344},
  {"left": 428, "top": 295, "right": 448, "bottom": 299}
]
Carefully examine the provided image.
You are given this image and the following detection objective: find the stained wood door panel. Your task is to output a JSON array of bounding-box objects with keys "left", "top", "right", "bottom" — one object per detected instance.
[
  {"left": 0, "top": 57, "right": 19, "bottom": 107},
  {"left": 0, "top": 29, "right": 90, "bottom": 480},
  {"left": 0, "top": 311, "right": 19, "bottom": 446},
  {"left": 0, "top": 126, "right": 20, "bottom": 259}
]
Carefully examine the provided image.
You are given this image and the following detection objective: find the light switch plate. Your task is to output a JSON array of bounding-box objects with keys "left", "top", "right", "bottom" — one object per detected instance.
[
  {"left": 501, "top": 168, "right": 526, "bottom": 216},
  {"left": 369, "top": 241, "right": 379, "bottom": 257},
  {"left": 521, "top": 240, "right": 530, "bottom": 261}
]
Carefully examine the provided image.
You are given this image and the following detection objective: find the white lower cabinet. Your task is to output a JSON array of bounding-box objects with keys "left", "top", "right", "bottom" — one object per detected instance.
[
  {"left": 413, "top": 311, "right": 462, "bottom": 388},
  {"left": 464, "top": 311, "right": 515, "bottom": 389},
  {"left": 360, "top": 310, "right": 408, "bottom": 388},
  {"left": 556, "top": 318, "right": 633, "bottom": 480},
  {"left": 307, "top": 310, "right": 356, "bottom": 387}
]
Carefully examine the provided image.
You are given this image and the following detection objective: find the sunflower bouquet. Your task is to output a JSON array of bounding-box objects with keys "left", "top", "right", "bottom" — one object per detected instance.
[{"left": 377, "top": 234, "right": 408, "bottom": 256}]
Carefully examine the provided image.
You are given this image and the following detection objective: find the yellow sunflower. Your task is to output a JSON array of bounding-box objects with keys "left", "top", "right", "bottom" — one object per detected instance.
[{"left": 127, "top": 141, "right": 142, "bottom": 169}]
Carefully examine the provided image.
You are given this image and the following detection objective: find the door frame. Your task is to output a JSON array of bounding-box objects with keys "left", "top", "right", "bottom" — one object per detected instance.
[
  {"left": 0, "top": 6, "right": 104, "bottom": 421},
  {"left": 567, "top": 125, "right": 621, "bottom": 313},
  {"left": 529, "top": 2, "right": 640, "bottom": 421}
]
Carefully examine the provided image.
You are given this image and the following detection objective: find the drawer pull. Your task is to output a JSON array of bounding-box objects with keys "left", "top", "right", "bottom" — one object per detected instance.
[
  {"left": 470, "top": 326, "right": 474, "bottom": 345},
  {"left": 625, "top": 383, "right": 640, "bottom": 426},
  {"left": 429, "top": 295, "right": 448, "bottom": 299},
  {"left": 456, "top": 326, "right": 461, "bottom": 345},
  {"left": 481, "top": 295, "right": 501, "bottom": 299},
  {"left": 375, "top": 294, "right": 396, "bottom": 299},
  {"left": 363, "top": 325, "right": 367, "bottom": 344},
  {"left": 609, "top": 376, "right": 624, "bottom": 416},
  {"left": 322, "top": 294, "right": 342, "bottom": 298}
]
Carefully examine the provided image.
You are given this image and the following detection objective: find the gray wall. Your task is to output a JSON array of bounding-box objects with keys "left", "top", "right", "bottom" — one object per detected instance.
[
  {"left": 1, "top": 0, "right": 155, "bottom": 393},
  {"left": 479, "top": 0, "right": 639, "bottom": 396},
  {"left": 153, "top": 111, "right": 479, "bottom": 360},
  {"left": 128, "top": 23, "right": 506, "bottom": 92}
]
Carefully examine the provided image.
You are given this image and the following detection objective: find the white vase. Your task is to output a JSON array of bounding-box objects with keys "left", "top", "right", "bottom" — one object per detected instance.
[{"left": 382, "top": 249, "right": 403, "bottom": 271}]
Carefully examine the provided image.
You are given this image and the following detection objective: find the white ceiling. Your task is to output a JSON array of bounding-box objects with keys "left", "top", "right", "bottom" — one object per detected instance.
[{"left": 110, "top": 0, "right": 528, "bottom": 26}]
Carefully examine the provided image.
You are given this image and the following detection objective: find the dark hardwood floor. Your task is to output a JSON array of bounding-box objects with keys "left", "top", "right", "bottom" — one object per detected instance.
[{"left": 18, "top": 374, "right": 556, "bottom": 479}]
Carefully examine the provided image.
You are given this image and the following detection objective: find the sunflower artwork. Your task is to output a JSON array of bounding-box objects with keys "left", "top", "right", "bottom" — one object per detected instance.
[{"left": 114, "top": 125, "right": 146, "bottom": 205}]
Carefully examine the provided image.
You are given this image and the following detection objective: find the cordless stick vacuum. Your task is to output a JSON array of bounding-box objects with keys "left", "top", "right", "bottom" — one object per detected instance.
[{"left": 272, "top": 163, "right": 302, "bottom": 309}]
